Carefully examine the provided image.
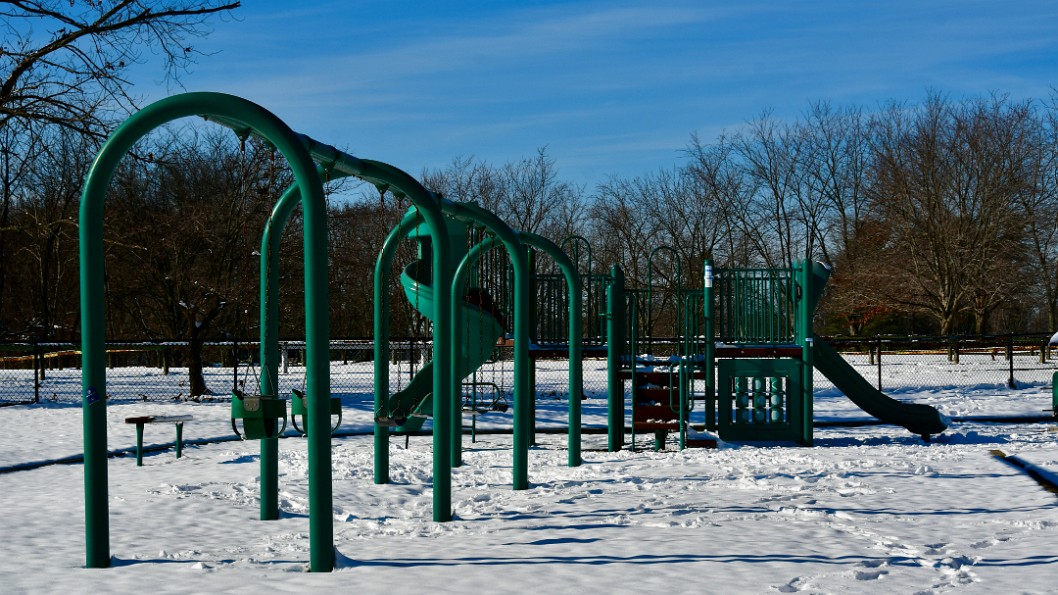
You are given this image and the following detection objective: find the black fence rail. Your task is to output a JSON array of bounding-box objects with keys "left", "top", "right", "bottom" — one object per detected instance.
[
  {"left": 0, "top": 340, "right": 412, "bottom": 404},
  {"left": 824, "top": 333, "right": 1058, "bottom": 391},
  {"left": 1, "top": 333, "right": 1055, "bottom": 404}
]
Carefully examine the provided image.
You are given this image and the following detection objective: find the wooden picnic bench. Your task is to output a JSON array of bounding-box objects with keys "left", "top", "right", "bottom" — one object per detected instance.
[{"left": 124, "top": 415, "right": 193, "bottom": 466}]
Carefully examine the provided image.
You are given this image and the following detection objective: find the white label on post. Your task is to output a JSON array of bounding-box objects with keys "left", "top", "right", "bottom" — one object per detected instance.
[{"left": 704, "top": 265, "right": 714, "bottom": 288}]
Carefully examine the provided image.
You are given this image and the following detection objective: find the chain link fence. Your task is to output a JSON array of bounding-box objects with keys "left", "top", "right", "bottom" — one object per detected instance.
[
  {"left": 822, "top": 333, "right": 1058, "bottom": 391},
  {"left": 2, "top": 334, "right": 1055, "bottom": 406}
]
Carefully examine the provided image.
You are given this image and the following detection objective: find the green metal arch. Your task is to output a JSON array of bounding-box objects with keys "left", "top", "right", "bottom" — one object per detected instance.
[
  {"left": 442, "top": 201, "right": 530, "bottom": 489},
  {"left": 519, "top": 231, "right": 584, "bottom": 467},
  {"left": 79, "top": 92, "right": 333, "bottom": 571}
]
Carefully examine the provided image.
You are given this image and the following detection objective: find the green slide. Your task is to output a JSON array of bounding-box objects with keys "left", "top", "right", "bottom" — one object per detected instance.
[
  {"left": 813, "top": 338, "right": 949, "bottom": 439},
  {"left": 382, "top": 260, "right": 505, "bottom": 431}
]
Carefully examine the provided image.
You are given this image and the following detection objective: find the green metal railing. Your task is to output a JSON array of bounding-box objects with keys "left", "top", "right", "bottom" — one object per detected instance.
[{"left": 715, "top": 267, "right": 797, "bottom": 344}]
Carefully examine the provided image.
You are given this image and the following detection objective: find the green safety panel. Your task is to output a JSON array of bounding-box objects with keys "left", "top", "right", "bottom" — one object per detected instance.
[{"left": 717, "top": 358, "right": 806, "bottom": 444}]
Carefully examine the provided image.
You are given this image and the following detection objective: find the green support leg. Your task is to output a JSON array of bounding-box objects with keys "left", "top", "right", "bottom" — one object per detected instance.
[
  {"left": 607, "top": 265, "right": 625, "bottom": 451},
  {"left": 1052, "top": 371, "right": 1058, "bottom": 420},
  {"left": 175, "top": 423, "right": 184, "bottom": 458},
  {"left": 135, "top": 423, "right": 144, "bottom": 467}
]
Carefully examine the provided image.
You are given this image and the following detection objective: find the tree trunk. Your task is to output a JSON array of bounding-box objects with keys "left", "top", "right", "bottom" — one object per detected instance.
[
  {"left": 973, "top": 311, "right": 988, "bottom": 335},
  {"left": 939, "top": 313, "right": 955, "bottom": 336},
  {"left": 187, "top": 332, "right": 211, "bottom": 397}
]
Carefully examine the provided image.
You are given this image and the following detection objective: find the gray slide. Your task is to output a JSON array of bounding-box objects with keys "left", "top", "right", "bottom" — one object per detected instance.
[{"left": 813, "top": 338, "right": 949, "bottom": 439}]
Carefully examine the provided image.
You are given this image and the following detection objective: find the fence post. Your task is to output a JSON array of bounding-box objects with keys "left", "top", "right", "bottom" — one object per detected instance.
[
  {"left": 232, "top": 340, "right": 239, "bottom": 393},
  {"left": 1007, "top": 333, "right": 1016, "bottom": 389},
  {"left": 876, "top": 336, "right": 882, "bottom": 391},
  {"left": 33, "top": 343, "right": 40, "bottom": 403}
]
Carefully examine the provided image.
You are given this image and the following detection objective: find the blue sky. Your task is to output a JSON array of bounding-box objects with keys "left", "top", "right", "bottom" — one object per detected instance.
[{"left": 136, "top": 0, "right": 1058, "bottom": 188}]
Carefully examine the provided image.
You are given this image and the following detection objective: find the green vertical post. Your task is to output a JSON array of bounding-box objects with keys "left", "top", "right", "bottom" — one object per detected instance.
[
  {"left": 429, "top": 209, "right": 454, "bottom": 517},
  {"left": 79, "top": 111, "right": 112, "bottom": 570},
  {"left": 1052, "top": 371, "right": 1058, "bottom": 419},
  {"left": 607, "top": 265, "right": 625, "bottom": 451},
  {"left": 258, "top": 182, "right": 311, "bottom": 521},
  {"left": 373, "top": 210, "right": 425, "bottom": 484},
  {"left": 439, "top": 216, "right": 470, "bottom": 470},
  {"left": 526, "top": 247, "right": 537, "bottom": 447},
  {"left": 703, "top": 260, "right": 716, "bottom": 431},
  {"left": 451, "top": 278, "right": 464, "bottom": 468},
  {"left": 678, "top": 362, "right": 687, "bottom": 450},
  {"left": 134, "top": 424, "right": 144, "bottom": 467},
  {"left": 798, "top": 260, "right": 815, "bottom": 446},
  {"left": 176, "top": 423, "right": 184, "bottom": 458}
]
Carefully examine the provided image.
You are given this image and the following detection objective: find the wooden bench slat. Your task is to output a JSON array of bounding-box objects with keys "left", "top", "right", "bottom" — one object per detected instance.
[{"left": 125, "top": 415, "right": 193, "bottom": 424}]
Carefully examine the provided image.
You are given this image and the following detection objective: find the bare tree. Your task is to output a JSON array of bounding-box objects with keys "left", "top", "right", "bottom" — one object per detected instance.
[
  {"left": 1, "top": 0, "right": 240, "bottom": 136},
  {"left": 19, "top": 126, "right": 93, "bottom": 339},
  {"left": 0, "top": 119, "right": 47, "bottom": 336},
  {"left": 684, "top": 132, "right": 755, "bottom": 267},
  {"left": 870, "top": 94, "right": 1030, "bottom": 334},
  {"left": 798, "top": 102, "right": 886, "bottom": 334},
  {"left": 107, "top": 130, "right": 274, "bottom": 396},
  {"left": 1015, "top": 95, "right": 1058, "bottom": 330},
  {"left": 421, "top": 155, "right": 500, "bottom": 210},
  {"left": 497, "top": 148, "right": 582, "bottom": 240},
  {"left": 734, "top": 111, "right": 813, "bottom": 268},
  {"left": 422, "top": 149, "right": 584, "bottom": 244},
  {"left": 589, "top": 175, "right": 662, "bottom": 286}
]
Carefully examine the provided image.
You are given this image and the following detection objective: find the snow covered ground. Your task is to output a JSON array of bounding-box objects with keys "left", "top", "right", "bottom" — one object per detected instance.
[{"left": 2, "top": 359, "right": 1057, "bottom": 594}]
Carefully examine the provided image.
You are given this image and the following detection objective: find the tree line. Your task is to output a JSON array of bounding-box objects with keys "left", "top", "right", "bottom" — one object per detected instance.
[
  {"left": 427, "top": 93, "right": 1058, "bottom": 338},
  {"left": 4, "top": 93, "right": 1058, "bottom": 348},
  {"left": 3, "top": 3, "right": 1058, "bottom": 399}
]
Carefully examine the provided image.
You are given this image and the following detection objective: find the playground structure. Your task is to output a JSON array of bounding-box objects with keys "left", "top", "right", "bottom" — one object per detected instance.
[
  {"left": 79, "top": 92, "right": 585, "bottom": 573},
  {"left": 78, "top": 92, "right": 437, "bottom": 572},
  {"left": 78, "top": 92, "right": 948, "bottom": 574},
  {"left": 607, "top": 256, "right": 948, "bottom": 449}
]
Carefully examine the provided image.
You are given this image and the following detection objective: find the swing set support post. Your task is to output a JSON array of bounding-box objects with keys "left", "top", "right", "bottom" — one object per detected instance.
[
  {"left": 258, "top": 166, "right": 351, "bottom": 521},
  {"left": 526, "top": 247, "right": 538, "bottom": 448},
  {"left": 373, "top": 210, "right": 424, "bottom": 483},
  {"left": 257, "top": 182, "right": 301, "bottom": 521}
]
